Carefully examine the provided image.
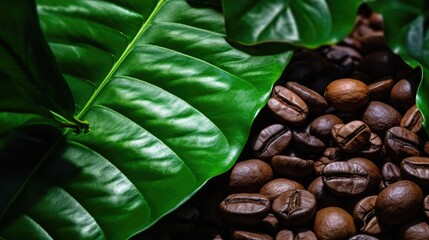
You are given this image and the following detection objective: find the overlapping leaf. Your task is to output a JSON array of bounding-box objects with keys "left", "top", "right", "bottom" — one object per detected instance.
[
  {"left": 222, "top": 0, "right": 361, "bottom": 48},
  {"left": 369, "top": 0, "right": 429, "bottom": 134},
  {"left": 0, "top": 0, "right": 292, "bottom": 239}
]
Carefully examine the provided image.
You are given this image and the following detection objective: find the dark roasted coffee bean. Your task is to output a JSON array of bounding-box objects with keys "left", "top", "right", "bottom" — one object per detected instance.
[
  {"left": 398, "top": 219, "right": 429, "bottom": 240},
  {"left": 252, "top": 124, "right": 293, "bottom": 160},
  {"left": 258, "top": 214, "right": 280, "bottom": 236},
  {"left": 375, "top": 180, "right": 423, "bottom": 225},
  {"left": 275, "top": 228, "right": 317, "bottom": 240},
  {"left": 424, "top": 195, "right": 429, "bottom": 221},
  {"left": 353, "top": 195, "right": 384, "bottom": 236},
  {"left": 272, "top": 189, "right": 316, "bottom": 227},
  {"left": 400, "top": 157, "right": 429, "bottom": 189},
  {"left": 314, "top": 207, "right": 356, "bottom": 240},
  {"left": 160, "top": 204, "right": 200, "bottom": 236},
  {"left": 381, "top": 162, "right": 401, "bottom": 188},
  {"left": 292, "top": 130, "right": 325, "bottom": 156},
  {"left": 322, "top": 45, "right": 361, "bottom": 76},
  {"left": 356, "top": 132, "right": 383, "bottom": 160},
  {"left": 363, "top": 101, "right": 401, "bottom": 138},
  {"left": 314, "top": 157, "right": 334, "bottom": 175},
  {"left": 271, "top": 155, "right": 314, "bottom": 178},
  {"left": 348, "top": 234, "right": 380, "bottom": 240},
  {"left": 360, "top": 31, "right": 388, "bottom": 54},
  {"left": 229, "top": 159, "right": 273, "bottom": 193},
  {"left": 321, "top": 161, "right": 369, "bottom": 196},
  {"left": 368, "top": 78, "right": 394, "bottom": 102},
  {"left": 268, "top": 86, "right": 308, "bottom": 125},
  {"left": 285, "top": 82, "right": 328, "bottom": 115},
  {"left": 332, "top": 120, "right": 371, "bottom": 153},
  {"left": 259, "top": 178, "right": 304, "bottom": 202},
  {"left": 220, "top": 193, "right": 271, "bottom": 226},
  {"left": 324, "top": 79, "right": 369, "bottom": 112},
  {"left": 310, "top": 114, "right": 344, "bottom": 141},
  {"left": 233, "top": 230, "right": 273, "bottom": 240},
  {"left": 401, "top": 105, "right": 423, "bottom": 134},
  {"left": 322, "top": 147, "right": 344, "bottom": 161},
  {"left": 390, "top": 78, "right": 418, "bottom": 113},
  {"left": 307, "top": 176, "right": 344, "bottom": 209},
  {"left": 384, "top": 127, "right": 420, "bottom": 163},
  {"left": 358, "top": 51, "right": 401, "bottom": 79},
  {"left": 347, "top": 158, "right": 381, "bottom": 194}
]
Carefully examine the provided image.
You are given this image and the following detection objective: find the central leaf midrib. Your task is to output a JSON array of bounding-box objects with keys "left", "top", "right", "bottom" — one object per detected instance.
[{"left": 75, "top": 0, "right": 167, "bottom": 119}]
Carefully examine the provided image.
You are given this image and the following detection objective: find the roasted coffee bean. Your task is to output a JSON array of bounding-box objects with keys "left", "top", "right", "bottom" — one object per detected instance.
[
  {"left": 268, "top": 86, "right": 308, "bottom": 125},
  {"left": 322, "top": 45, "right": 361, "bottom": 76},
  {"left": 424, "top": 195, "right": 429, "bottom": 221},
  {"left": 275, "top": 228, "right": 317, "bottom": 240},
  {"left": 229, "top": 159, "right": 273, "bottom": 193},
  {"left": 353, "top": 195, "right": 384, "bottom": 236},
  {"left": 400, "top": 157, "right": 429, "bottom": 189},
  {"left": 400, "top": 105, "right": 423, "bottom": 134},
  {"left": 307, "top": 176, "right": 344, "bottom": 209},
  {"left": 380, "top": 162, "right": 401, "bottom": 188},
  {"left": 285, "top": 82, "right": 328, "bottom": 115},
  {"left": 360, "top": 31, "right": 388, "bottom": 54},
  {"left": 252, "top": 124, "right": 293, "bottom": 160},
  {"left": 321, "top": 161, "right": 369, "bottom": 196},
  {"left": 332, "top": 120, "right": 371, "bottom": 153},
  {"left": 310, "top": 114, "right": 344, "bottom": 141},
  {"left": 233, "top": 230, "right": 273, "bottom": 240},
  {"left": 271, "top": 155, "right": 314, "bottom": 178},
  {"left": 390, "top": 79, "right": 418, "bottom": 113},
  {"left": 375, "top": 180, "right": 423, "bottom": 225},
  {"left": 324, "top": 79, "right": 369, "bottom": 112},
  {"left": 348, "top": 234, "right": 380, "bottom": 240},
  {"left": 220, "top": 193, "right": 271, "bottom": 226},
  {"left": 363, "top": 101, "right": 401, "bottom": 138},
  {"left": 384, "top": 127, "right": 420, "bottom": 163},
  {"left": 368, "top": 78, "right": 394, "bottom": 102},
  {"left": 314, "top": 157, "right": 334, "bottom": 175},
  {"left": 322, "top": 147, "right": 344, "bottom": 161},
  {"left": 347, "top": 158, "right": 381, "bottom": 193},
  {"left": 398, "top": 219, "right": 429, "bottom": 240},
  {"left": 358, "top": 51, "right": 401, "bottom": 79},
  {"left": 292, "top": 130, "right": 325, "bottom": 156},
  {"left": 259, "top": 178, "right": 304, "bottom": 202},
  {"left": 314, "top": 207, "right": 356, "bottom": 240},
  {"left": 258, "top": 214, "right": 280, "bottom": 236},
  {"left": 356, "top": 132, "right": 382, "bottom": 160},
  {"left": 159, "top": 204, "right": 200, "bottom": 236},
  {"left": 272, "top": 189, "right": 316, "bottom": 227}
]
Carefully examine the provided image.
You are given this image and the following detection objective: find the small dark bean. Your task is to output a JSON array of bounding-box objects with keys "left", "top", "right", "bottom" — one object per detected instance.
[
  {"left": 220, "top": 193, "right": 271, "bottom": 226},
  {"left": 321, "top": 161, "right": 369, "bottom": 196},
  {"left": 252, "top": 124, "right": 293, "bottom": 160},
  {"left": 272, "top": 189, "right": 316, "bottom": 227},
  {"left": 268, "top": 86, "right": 308, "bottom": 125}
]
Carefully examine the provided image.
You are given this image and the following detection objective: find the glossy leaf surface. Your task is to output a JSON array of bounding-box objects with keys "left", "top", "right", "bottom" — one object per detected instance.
[
  {"left": 222, "top": 0, "right": 361, "bottom": 47},
  {"left": 369, "top": 0, "right": 429, "bottom": 133},
  {"left": 0, "top": 0, "right": 292, "bottom": 239}
]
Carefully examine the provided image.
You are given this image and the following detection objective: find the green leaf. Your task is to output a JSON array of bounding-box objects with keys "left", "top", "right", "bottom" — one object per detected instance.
[
  {"left": 0, "top": 0, "right": 75, "bottom": 118},
  {"left": 369, "top": 0, "right": 429, "bottom": 134},
  {"left": 222, "top": 0, "right": 362, "bottom": 47},
  {"left": 0, "top": 0, "right": 292, "bottom": 239}
]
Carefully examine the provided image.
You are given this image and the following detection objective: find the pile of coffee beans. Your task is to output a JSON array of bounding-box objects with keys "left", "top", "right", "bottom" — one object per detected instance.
[{"left": 140, "top": 5, "right": 429, "bottom": 240}]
